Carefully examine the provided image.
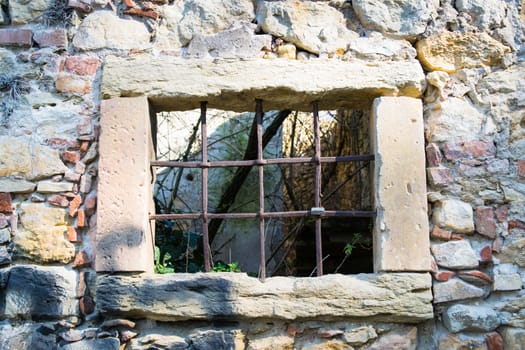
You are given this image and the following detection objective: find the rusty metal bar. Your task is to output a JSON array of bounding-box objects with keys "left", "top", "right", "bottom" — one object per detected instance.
[
  {"left": 256, "top": 99, "right": 266, "bottom": 281},
  {"left": 150, "top": 210, "right": 376, "bottom": 221},
  {"left": 313, "top": 101, "right": 323, "bottom": 276},
  {"left": 151, "top": 155, "right": 373, "bottom": 168},
  {"left": 200, "top": 102, "right": 211, "bottom": 272}
]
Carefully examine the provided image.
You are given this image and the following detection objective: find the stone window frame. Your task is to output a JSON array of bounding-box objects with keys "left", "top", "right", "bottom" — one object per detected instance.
[{"left": 94, "top": 57, "right": 433, "bottom": 322}]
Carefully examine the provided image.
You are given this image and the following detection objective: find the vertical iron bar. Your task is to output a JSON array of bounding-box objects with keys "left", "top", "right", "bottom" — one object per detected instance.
[
  {"left": 201, "top": 101, "right": 211, "bottom": 272},
  {"left": 313, "top": 101, "right": 323, "bottom": 276},
  {"left": 256, "top": 99, "right": 266, "bottom": 281}
]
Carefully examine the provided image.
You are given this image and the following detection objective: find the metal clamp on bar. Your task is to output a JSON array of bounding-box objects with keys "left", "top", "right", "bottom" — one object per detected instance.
[{"left": 310, "top": 207, "right": 325, "bottom": 216}]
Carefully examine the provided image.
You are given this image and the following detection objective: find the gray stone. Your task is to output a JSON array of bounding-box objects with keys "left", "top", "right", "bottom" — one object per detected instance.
[
  {"left": 154, "top": 3, "right": 184, "bottom": 51},
  {"left": 189, "top": 330, "right": 244, "bottom": 350},
  {"left": 501, "top": 327, "right": 525, "bottom": 349},
  {"left": 0, "top": 246, "right": 11, "bottom": 266},
  {"left": 456, "top": 0, "right": 507, "bottom": 31},
  {"left": 37, "top": 181, "right": 74, "bottom": 193},
  {"left": 130, "top": 334, "right": 188, "bottom": 350},
  {"left": 431, "top": 240, "right": 479, "bottom": 270},
  {"left": 0, "top": 178, "right": 36, "bottom": 193},
  {"left": 9, "top": 0, "right": 53, "bottom": 25},
  {"left": 59, "top": 338, "right": 120, "bottom": 350},
  {"left": 433, "top": 278, "right": 486, "bottom": 303},
  {"left": 4, "top": 265, "right": 78, "bottom": 320},
  {"left": 256, "top": 0, "right": 358, "bottom": 55},
  {"left": 97, "top": 273, "right": 433, "bottom": 322},
  {"left": 352, "top": 0, "right": 438, "bottom": 39},
  {"left": 497, "top": 237, "right": 525, "bottom": 267},
  {"left": 178, "top": 0, "right": 255, "bottom": 46},
  {"left": 187, "top": 23, "right": 271, "bottom": 59},
  {"left": 73, "top": 11, "right": 151, "bottom": 51},
  {"left": 432, "top": 199, "right": 474, "bottom": 234},
  {"left": 102, "top": 56, "right": 426, "bottom": 111},
  {"left": 443, "top": 304, "right": 500, "bottom": 332},
  {"left": 0, "top": 322, "right": 57, "bottom": 350},
  {"left": 31, "top": 144, "right": 69, "bottom": 180},
  {"left": 0, "top": 7, "right": 6, "bottom": 24},
  {"left": 344, "top": 326, "right": 377, "bottom": 345},
  {"left": 493, "top": 273, "right": 522, "bottom": 291},
  {"left": 0, "top": 228, "right": 10, "bottom": 244}
]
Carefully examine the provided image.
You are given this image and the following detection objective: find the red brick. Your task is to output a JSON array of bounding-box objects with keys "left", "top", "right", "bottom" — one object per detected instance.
[
  {"left": 518, "top": 160, "right": 525, "bottom": 178},
  {"left": 72, "top": 250, "right": 91, "bottom": 269},
  {"left": 509, "top": 220, "right": 525, "bottom": 232},
  {"left": 55, "top": 73, "right": 91, "bottom": 94},
  {"left": 80, "top": 141, "right": 90, "bottom": 154},
  {"left": 0, "top": 29, "right": 32, "bottom": 47},
  {"left": 48, "top": 194, "right": 69, "bottom": 208},
  {"left": 458, "top": 270, "right": 493, "bottom": 285},
  {"left": 69, "top": 195, "right": 82, "bottom": 217},
  {"left": 443, "top": 141, "right": 496, "bottom": 161},
  {"left": 77, "top": 209, "right": 86, "bottom": 227},
  {"left": 426, "top": 143, "right": 442, "bottom": 167},
  {"left": 62, "top": 151, "right": 80, "bottom": 164},
  {"left": 430, "top": 229, "right": 463, "bottom": 241},
  {"left": 495, "top": 205, "right": 508, "bottom": 222},
  {"left": 427, "top": 167, "right": 453, "bottom": 186},
  {"left": 486, "top": 332, "right": 503, "bottom": 350},
  {"left": 433, "top": 271, "right": 456, "bottom": 282},
  {"left": 480, "top": 245, "right": 493, "bottom": 263},
  {"left": 33, "top": 29, "right": 67, "bottom": 48},
  {"left": 0, "top": 193, "right": 13, "bottom": 214},
  {"left": 476, "top": 207, "right": 497, "bottom": 239},
  {"left": 64, "top": 56, "right": 101, "bottom": 76},
  {"left": 67, "top": 226, "right": 81, "bottom": 243}
]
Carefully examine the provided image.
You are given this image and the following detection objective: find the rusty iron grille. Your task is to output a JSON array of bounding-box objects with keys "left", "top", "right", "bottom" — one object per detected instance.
[{"left": 150, "top": 100, "right": 376, "bottom": 280}]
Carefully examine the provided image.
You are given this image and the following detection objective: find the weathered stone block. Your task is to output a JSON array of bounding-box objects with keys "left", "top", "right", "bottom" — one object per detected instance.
[
  {"left": 367, "top": 326, "right": 417, "bottom": 350},
  {"left": 501, "top": 327, "right": 525, "bottom": 349},
  {"left": 189, "top": 330, "right": 245, "bottom": 350},
  {"left": 96, "top": 273, "right": 433, "bottom": 322},
  {"left": 427, "top": 167, "right": 453, "bottom": 187},
  {"left": 9, "top": 0, "right": 53, "bottom": 24},
  {"left": 12, "top": 202, "right": 75, "bottom": 264},
  {"left": 37, "top": 181, "right": 74, "bottom": 193},
  {"left": 493, "top": 273, "right": 522, "bottom": 291},
  {"left": 4, "top": 265, "right": 78, "bottom": 320},
  {"left": 97, "top": 97, "right": 154, "bottom": 272},
  {"left": 416, "top": 32, "right": 510, "bottom": 72},
  {"left": 443, "top": 141, "right": 497, "bottom": 160},
  {"left": 72, "top": 11, "right": 151, "bottom": 51},
  {"left": 256, "top": 0, "right": 357, "bottom": 55},
  {"left": 443, "top": 304, "right": 500, "bottom": 332},
  {"left": 431, "top": 240, "right": 479, "bottom": 269},
  {"left": 432, "top": 199, "right": 474, "bottom": 234},
  {"left": 64, "top": 56, "right": 101, "bottom": 76},
  {"left": 353, "top": 0, "right": 437, "bottom": 39},
  {"left": 425, "top": 98, "right": 485, "bottom": 143},
  {"left": 370, "top": 97, "right": 430, "bottom": 272},
  {"left": 101, "top": 56, "right": 426, "bottom": 111},
  {"left": 0, "top": 178, "right": 36, "bottom": 193},
  {"left": 433, "top": 278, "right": 485, "bottom": 303},
  {"left": 187, "top": 23, "right": 270, "bottom": 59}
]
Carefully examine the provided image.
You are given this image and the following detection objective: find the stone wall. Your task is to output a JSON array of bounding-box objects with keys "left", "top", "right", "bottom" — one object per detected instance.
[{"left": 0, "top": 0, "right": 524, "bottom": 349}]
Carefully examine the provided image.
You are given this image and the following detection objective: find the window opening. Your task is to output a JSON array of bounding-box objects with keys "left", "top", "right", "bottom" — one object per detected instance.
[{"left": 150, "top": 100, "right": 375, "bottom": 280}]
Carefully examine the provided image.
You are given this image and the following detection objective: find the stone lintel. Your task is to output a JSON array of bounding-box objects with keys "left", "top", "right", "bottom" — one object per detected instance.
[
  {"left": 96, "top": 272, "right": 433, "bottom": 322},
  {"left": 96, "top": 97, "right": 155, "bottom": 272},
  {"left": 371, "top": 97, "right": 431, "bottom": 272},
  {"left": 101, "top": 57, "right": 425, "bottom": 112}
]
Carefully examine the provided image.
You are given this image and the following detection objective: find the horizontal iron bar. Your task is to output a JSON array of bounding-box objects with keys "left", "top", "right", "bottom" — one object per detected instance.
[
  {"left": 150, "top": 210, "right": 376, "bottom": 221},
  {"left": 151, "top": 155, "right": 374, "bottom": 168}
]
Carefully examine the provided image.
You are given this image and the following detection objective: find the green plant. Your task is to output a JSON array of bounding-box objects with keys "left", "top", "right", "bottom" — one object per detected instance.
[
  {"left": 154, "top": 246, "right": 175, "bottom": 274},
  {"left": 335, "top": 233, "right": 372, "bottom": 273},
  {"left": 211, "top": 261, "right": 241, "bottom": 273}
]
